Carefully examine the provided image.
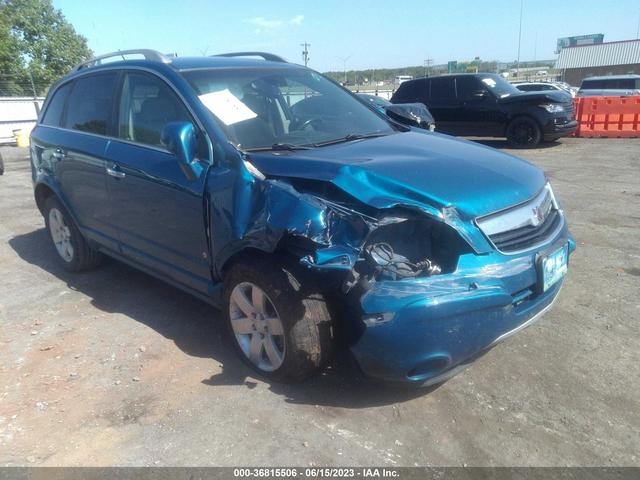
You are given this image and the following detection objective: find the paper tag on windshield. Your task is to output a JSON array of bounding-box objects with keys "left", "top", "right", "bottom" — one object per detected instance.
[{"left": 198, "top": 89, "right": 257, "bottom": 126}]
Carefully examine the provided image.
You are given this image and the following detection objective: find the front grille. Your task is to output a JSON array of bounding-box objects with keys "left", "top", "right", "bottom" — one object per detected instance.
[
  {"left": 490, "top": 209, "right": 561, "bottom": 252},
  {"left": 562, "top": 100, "right": 575, "bottom": 119},
  {"left": 476, "top": 185, "right": 564, "bottom": 254}
]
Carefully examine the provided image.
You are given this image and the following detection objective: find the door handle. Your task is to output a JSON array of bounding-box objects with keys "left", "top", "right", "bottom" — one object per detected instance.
[
  {"left": 106, "top": 165, "right": 126, "bottom": 179},
  {"left": 52, "top": 149, "right": 65, "bottom": 160}
]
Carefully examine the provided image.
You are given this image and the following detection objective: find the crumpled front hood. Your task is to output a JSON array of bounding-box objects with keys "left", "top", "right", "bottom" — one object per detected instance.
[{"left": 247, "top": 131, "right": 546, "bottom": 219}]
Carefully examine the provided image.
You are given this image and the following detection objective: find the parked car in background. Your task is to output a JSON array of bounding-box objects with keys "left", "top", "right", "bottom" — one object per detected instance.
[
  {"left": 391, "top": 73, "right": 578, "bottom": 147},
  {"left": 30, "top": 50, "right": 574, "bottom": 386},
  {"left": 514, "top": 82, "right": 576, "bottom": 98},
  {"left": 577, "top": 75, "right": 640, "bottom": 97},
  {"left": 357, "top": 93, "right": 436, "bottom": 131}
]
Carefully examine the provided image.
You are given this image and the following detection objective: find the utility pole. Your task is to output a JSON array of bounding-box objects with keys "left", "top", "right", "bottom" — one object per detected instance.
[
  {"left": 337, "top": 55, "right": 352, "bottom": 84},
  {"left": 424, "top": 58, "right": 433, "bottom": 77},
  {"left": 301, "top": 42, "right": 310, "bottom": 66},
  {"left": 516, "top": 0, "right": 523, "bottom": 77}
]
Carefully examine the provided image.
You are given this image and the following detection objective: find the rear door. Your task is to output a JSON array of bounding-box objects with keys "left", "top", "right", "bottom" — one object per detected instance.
[
  {"left": 104, "top": 70, "right": 212, "bottom": 294},
  {"left": 32, "top": 73, "right": 119, "bottom": 251},
  {"left": 427, "top": 77, "right": 459, "bottom": 134}
]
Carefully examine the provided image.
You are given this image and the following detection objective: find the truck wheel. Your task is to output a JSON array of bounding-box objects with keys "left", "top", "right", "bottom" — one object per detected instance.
[
  {"left": 44, "top": 196, "right": 102, "bottom": 272},
  {"left": 223, "top": 255, "right": 333, "bottom": 383},
  {"left": 506, "top": 117, "right": 542, "bottom": 148}
]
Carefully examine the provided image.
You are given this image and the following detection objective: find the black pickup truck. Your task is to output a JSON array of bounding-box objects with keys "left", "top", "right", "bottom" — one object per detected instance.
[{"left": 391, "top": 73, "right": 577, "bottom": 147}]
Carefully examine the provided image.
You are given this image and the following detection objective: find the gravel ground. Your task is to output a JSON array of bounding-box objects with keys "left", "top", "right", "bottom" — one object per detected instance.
[{"left": 0, "top": 138, "right": 638, "bottom": 467}]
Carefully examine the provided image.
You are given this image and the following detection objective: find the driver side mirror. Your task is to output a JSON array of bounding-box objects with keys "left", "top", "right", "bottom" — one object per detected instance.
[{"left": 161, "top": 121, "right": 202, "bottom": 181}]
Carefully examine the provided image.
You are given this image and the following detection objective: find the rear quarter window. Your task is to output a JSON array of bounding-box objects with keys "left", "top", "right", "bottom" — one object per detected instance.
[
  {"left": 41, "top": 82, "right": 72, "bottom": 127},
  {"left": 394, "top": 79, "right": 428, "bottom": 103},
  {"left": 64, "top": 72, "right": 119, "bottom": 135}
]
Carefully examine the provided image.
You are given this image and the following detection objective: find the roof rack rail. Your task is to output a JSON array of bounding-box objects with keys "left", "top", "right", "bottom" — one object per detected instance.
[
  {"left": 73, "top": 49, "right": 173, "bottom": 71},
  {"left": 213, "top": 52, "right": 287, "bottom": 63}
]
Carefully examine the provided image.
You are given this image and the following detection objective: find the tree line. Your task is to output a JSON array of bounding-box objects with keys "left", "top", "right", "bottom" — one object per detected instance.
[{"left": 0, "top": 0, "right": 91, "bottom": 96}]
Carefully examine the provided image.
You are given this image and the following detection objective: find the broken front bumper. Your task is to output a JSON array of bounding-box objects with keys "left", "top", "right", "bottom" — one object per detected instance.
[{"left": 350, "top": 231, "right": 575, "bottom": 385}]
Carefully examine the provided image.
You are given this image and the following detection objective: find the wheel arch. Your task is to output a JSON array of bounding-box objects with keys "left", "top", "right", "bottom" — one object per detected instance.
[{"left": 34, "top": 182, "right": 57, "bottom": 215}]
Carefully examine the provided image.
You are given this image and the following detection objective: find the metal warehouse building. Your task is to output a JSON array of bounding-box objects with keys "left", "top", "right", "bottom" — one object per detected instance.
[{"left": 556, "top": 39, "right": 640, "bottom": 86}]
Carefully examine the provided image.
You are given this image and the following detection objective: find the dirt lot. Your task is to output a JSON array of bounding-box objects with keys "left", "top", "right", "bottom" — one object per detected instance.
[{"left": 0, "top": 138, "right": 639, "bottom": 467}]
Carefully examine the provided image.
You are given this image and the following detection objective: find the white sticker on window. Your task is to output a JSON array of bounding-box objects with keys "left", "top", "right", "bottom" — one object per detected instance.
[
  {"left": 198, "top": 89, "right": 257, "bottom": 126},
  {"left": 481, "top": 78, "right": 497, "bottom": 87}
]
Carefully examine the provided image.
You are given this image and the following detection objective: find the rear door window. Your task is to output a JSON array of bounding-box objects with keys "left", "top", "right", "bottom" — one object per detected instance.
[
  {"left": 430, "top": 77, "right": 456, "bottom": 101},
  {"left": 64, "top": 72, "right": 118, "bottom": 135},
  {"left": 41, "top": 82, "right": 72, "bottom": 127}
]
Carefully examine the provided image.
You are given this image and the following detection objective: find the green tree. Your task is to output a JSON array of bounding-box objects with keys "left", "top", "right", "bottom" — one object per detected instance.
[
  {"left": 0, "top": 0, "right": 91, "bottom": 96},
  {"left": 0, "top": 8, "right": 24, "bottom": 95}
]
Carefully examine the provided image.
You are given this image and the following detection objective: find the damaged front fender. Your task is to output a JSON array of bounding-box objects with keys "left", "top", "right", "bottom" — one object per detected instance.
[{"left": 209, "top": 151, "right": 471, "bottom": 283}]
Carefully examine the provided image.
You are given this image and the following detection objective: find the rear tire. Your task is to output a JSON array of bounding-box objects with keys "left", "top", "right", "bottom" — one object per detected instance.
[
  {"left": 223, "top": 255, "right": 333, "bottom": 383},
  {"left": 506, "top": 117, "right": 542, "bottom": 148},
  {"left": 44, "top": 196, "right": 102, "bottom": 272}
]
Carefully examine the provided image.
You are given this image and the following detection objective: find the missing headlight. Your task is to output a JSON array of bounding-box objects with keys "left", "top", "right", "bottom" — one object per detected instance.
[
  {"left": 354, "top": 216, "right": 470, "bottom": 283},
  {"left": 364, "top": 242, "right": 441, "bottom": 279}
]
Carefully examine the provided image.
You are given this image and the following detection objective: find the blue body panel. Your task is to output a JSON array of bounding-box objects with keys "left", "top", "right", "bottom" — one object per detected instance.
[{"left": 29, "top": 55, "right": 575, "bottom": 384}]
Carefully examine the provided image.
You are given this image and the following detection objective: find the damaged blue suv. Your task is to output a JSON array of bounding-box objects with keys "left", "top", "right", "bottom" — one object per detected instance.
[{"left": 30, "top": 50, "right": 574, "bottom": 385}]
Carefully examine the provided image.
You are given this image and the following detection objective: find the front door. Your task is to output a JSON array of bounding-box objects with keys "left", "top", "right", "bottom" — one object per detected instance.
[
  {"left": 454, "top": 76, "right": 503, "bottom": 136},
  {"left": 104, "top": 70, "right": 212, "bottom": 294}
]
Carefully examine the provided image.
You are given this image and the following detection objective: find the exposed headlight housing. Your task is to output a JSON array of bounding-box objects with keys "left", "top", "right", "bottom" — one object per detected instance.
[{"left": 538, "top": 103, "right": 564, "bottom": 113}]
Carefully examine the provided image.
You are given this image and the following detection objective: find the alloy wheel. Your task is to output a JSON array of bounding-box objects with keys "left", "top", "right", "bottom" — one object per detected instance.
[
  {"left": 48, "top": 207, "right": 74, "bottom": 262},
  {"left": 229, "top": 282, "right": 286, "bottom": 372}
]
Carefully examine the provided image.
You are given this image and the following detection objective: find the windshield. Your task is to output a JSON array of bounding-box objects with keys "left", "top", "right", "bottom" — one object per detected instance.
[
  {"left": 479, "top": 75, "right": 521, "bottom": 98},
  {"left": 181, "top": 67, "right": 394, "bottom": 150}
]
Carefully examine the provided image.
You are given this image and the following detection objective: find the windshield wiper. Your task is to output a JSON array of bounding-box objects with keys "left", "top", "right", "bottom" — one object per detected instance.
[
  {"left": 244, "top": 143, "right": 314, "bottom": 152},
  {"left": 314, "top": 132, "right": 388, "bottom": 147}
]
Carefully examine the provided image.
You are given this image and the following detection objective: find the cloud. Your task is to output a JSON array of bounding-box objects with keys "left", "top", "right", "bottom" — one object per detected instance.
[{"left": 246, "top": 15, "right": 304, "bottom": 34}]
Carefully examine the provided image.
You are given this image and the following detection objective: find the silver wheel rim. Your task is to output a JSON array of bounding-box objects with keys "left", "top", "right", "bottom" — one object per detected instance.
[
  {"left": 229, "top": 282, "right": 285, "bottom": 372},
  {"left": 48, "top": 207, "right": 74, "bottom": 262}
]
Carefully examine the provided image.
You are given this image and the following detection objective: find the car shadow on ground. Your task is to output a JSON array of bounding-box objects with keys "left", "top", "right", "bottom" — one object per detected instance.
[
  {"left": 9, "top": 228, "right": 437, "bottom": 408},
  {"left": 467, "top": 138, "right": 563, "bottom": 150}
]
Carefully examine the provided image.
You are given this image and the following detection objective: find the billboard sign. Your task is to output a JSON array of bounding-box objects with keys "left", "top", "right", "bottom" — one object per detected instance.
[{"left": 556, "top": 34, "right": 604, "bottom": 53}]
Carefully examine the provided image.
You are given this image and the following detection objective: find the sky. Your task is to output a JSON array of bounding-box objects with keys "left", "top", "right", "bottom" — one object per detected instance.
[{"left": 52, "top": 0, "right": 640, "bottom": 72}]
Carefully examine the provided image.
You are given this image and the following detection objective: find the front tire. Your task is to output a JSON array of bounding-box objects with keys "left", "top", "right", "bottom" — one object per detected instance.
[
  {"left": 223, "top": 255, "right": 333, "bottom": 383},
  {"left": 44, "top": 196, "right": 102, "bottom": 272},
  {"left": 506, "top": 116, "right": 542, "bottom": 148}
]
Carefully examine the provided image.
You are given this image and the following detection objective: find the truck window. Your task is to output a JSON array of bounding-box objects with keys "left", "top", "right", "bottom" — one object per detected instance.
[
  {"left": 430, "top": 77, "right": 455, "bottom": 100},
  {"left": 41, "top": 82, "right": 72, "bottom": 127},
  {"left": 64, "top": 73, "right": 118, "bottom": 135},
  {"left": 394, "top": 79, "right": 429, "bottom": 103},
  {"left": 455, "top": 76, "right": 482, "bottom": 100}
]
